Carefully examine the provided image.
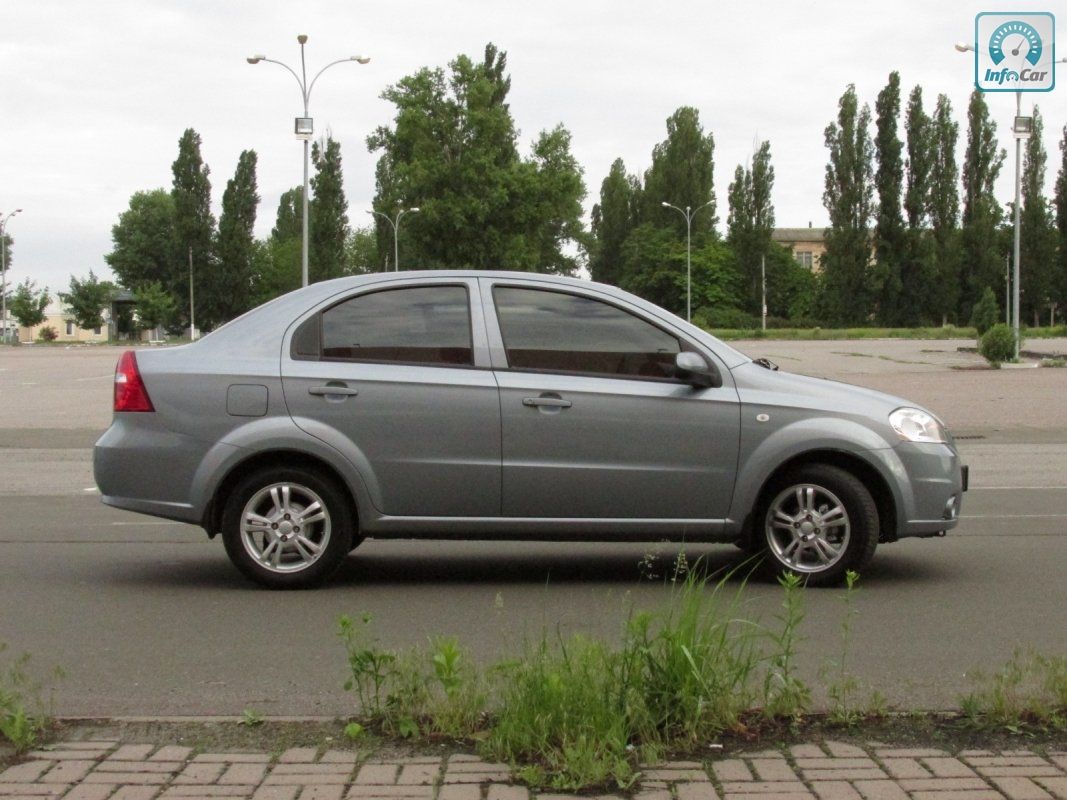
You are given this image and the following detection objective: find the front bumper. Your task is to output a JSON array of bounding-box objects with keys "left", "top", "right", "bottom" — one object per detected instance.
[{"left": 894, "top": 441, "right": 967, "bottom": 538}]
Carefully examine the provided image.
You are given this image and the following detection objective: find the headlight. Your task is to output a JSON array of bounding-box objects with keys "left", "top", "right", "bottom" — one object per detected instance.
[{"left": 889, "top": 407, "right": 947, "bottom": 443}]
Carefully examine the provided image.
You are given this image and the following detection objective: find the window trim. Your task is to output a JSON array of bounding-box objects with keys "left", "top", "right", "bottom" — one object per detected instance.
[
  {"left": 297, "top": 282, "right": 478, "bottom": 370},
  {"left": 490, "top": 285, "right": 692, "bottom": 385}
]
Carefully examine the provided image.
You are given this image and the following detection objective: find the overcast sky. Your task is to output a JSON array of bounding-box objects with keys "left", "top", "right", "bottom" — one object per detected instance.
[{"left": 3, "top": 0, "right": 1066, "bottom": 294}]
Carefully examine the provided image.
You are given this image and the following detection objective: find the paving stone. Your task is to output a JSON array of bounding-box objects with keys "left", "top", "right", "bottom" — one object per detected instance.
[
  {"left": 675, "top": 783, "right": 720, "bottom": 800},
  {"left": 441, "top": 773, "right": 509, "bottom": 784},
  {"left": 750, "top": 759, "right": 797, "bottom": 782},
  {"left": 298, "top": 788, "right": 344, "bottom": 800},
  {"left": 1050, "top": 756, "right": 1067, "bottom": 772},
  {"left": 352, "top": 765, "right": 398, "bottom": 786},
  {"left": 220, "top": 765, "right": 268, "bottom": 785},
  {"left": 437, "top": 787, "right": 480, "bottom": 800},
  {"left": 0, "top": 763, "right": 53, "bottom": 783},
  {"left": 173, "top": 763, "right": 226, "bottom": 784},
  {"left": 41, "top": 761, "right": 96, "bottom": 784},
  {"left": 795, "top": 759, "right": 879, "bottom": 770},
  {"left": 253, "top": 788, "right": 299, "bottom": 800},
  {"left": 95, "top": 763, "right": 181, "bottom": 774},
  {"left": 984, "top": 768, "right": 1065, "bottom": 778},
  {"left": 790, "top": 745, "right": 826, "bottom": 759},
  {"left": 1036, "top": 777, "right": 1067, "bottom": 799},
  {"left": 898, "top": 777, "right": 993, "bottom": 791},
  {"left": 161, "top": 788, "right": 253, "bottom": 797},
  {"left": 810, "top": 781, "right": 862, "bottom": 799},
  {"left": 271, "top": 767, "right": 352, "bottom": 777},
  {"left": 922, "top": 758, "right": 979, "bottom": 778},
  {"left": 801, "top": 770, "right": 887, "bottom": 782},
  {"left": 909, "top": 792, "right": 1002, "bottom": 800},
  {"left": 0, "top": 785, "right": 69, "bottom": 797},
  {"left": 825, "top": 742, "right": 868, "bottom": 759},
  {"left": 64, "top": 786, "right": 117, "bottom": 800},
  {"left": 633, "top": 791, "right": 671, "bottom": 800},
  {"left": 990, "top": 776, "right": 1053, "bottom": 799},
  {"left": 278, "top": 750, "right": 318, "bottom": 765},
  {"left": 51, "top": 743, "right": 117, "bottom": 751},
  {"left": 319, "top": 753, "right": 359, "bottom": 766},
  {"left": 345, "top": 787, "right": 433, "bottom": 799},
  {"left": 640, "top": 769, "right": 708, "bottom": 781},
  {"left": 712, "top": 760, "right": 753, "bottom": 783},
  {"left": 968, "top": 757, "right": 1056, "bottom": 768},
  {"left": 486, "top": 786, "right": 528, "bottom": 800},
  {"left": 151, "top": 748, "right": 194, "bottom": 763},
  {"left": 851, "top": 780, "right": 909, "bottom": 800},
  {"left": 396, "top": 765, "right": 437, "bottom": 786},
  {"left": 193, "top": 756, "right": 271, "bottom": 765},
  {"left": 879, "top": 758, "right": 931, "bottom": 779},
  {"left": 873, "top": 749, "right": 947, "bottom": 759},
  {"left": 108, "top": 746, "right": 156, "bottom": 762},
  {"left": 721, "top": 792, "right": 812, "bottom": 800},
  {"left": 263, "top": 776, "right": 348, "bottom": 787},
  {"left": 81, "top": 773, "right": 168, "bottom": 785},
  {"left": 26, "top": 752, "right": 103, "bottom": 762},
  {"left": 720, "top": 781, "right": 810, "bottom": 794},
  {"left": 445, "top": 764, "right": 507, "bottom": 774},
  {"left": 112, "top": 788, "right": 162, "bottom": 800}
]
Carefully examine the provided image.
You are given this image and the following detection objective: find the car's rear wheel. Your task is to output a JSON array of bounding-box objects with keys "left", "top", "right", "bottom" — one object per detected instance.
[
  {"left": 760, "top": 464, "right": 878, "bottom": 586},
  {"left": 221, "top": 467, "right": 353, "bottom": 589}
]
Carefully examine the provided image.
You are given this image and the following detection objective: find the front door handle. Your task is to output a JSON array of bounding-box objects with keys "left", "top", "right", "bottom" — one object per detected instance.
[
  {"left": 309, "top": 384, "right": 359, "bottom": 397},
  {"left": 522, "top": 396, "right": 572, "bottom": 409}
]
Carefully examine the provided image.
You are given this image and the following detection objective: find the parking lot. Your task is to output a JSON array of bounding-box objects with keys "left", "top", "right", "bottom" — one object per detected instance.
[{"left": 1, "top": 339, "right": 1066, "bottom": 716}]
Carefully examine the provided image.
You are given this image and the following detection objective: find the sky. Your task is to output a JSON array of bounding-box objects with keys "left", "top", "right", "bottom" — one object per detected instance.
[{"left": 2, "top": 0, "right": 1066, "bottom": 295}]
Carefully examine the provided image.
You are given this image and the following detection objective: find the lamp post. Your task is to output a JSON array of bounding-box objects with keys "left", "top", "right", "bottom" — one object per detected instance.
[
  {"left": 661, "top": 200, "right": 713, "bottom": 323},
  {"left": 367, "top": 207, "right": 420, "bottom": 271},
  {"left": 248, "top": 36, "right": 370, "bottom": 288},
  {"left": 955, "top": 43, "right": 1066, "bottom": 359},
  {"left": 1, "top": 209, "right": 22, "bottom": 345}
]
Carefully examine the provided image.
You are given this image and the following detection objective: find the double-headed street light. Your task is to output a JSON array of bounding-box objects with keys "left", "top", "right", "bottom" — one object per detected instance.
[
  {"left": 248, "top": 35, "right": 370, "bottom": 288},
  {"left": 367, "top": 207, "right": 420, "bottom": 271},
  {"left": 661, "top": 200, "right": 713, "bottom": 323},
  {"left": 1, "top": 209, "right": 22, "bottom": 346}
]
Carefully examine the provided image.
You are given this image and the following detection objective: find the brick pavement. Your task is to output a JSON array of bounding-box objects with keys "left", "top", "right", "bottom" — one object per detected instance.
[{"left": 1, "top": 740, "right": 1066, "bottom": 800}]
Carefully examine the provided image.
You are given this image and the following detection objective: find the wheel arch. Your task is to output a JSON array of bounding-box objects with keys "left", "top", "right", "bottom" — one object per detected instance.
[
  {"left": 740, "top": 449, "right": 898, "bottom": 548},
  {"left": 203, "top": 449, "right": 359, "bottom": 539}
]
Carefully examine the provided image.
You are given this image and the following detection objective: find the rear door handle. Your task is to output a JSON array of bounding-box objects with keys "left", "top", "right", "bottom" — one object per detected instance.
[
  {"left": 522, "top": 397, "right": 572, "bottom": 409},
  {"left": 309, "top": 385, "right": 359, "bottom": 397}
]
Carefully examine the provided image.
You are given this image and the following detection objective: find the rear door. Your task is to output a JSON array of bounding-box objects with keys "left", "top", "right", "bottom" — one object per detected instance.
[
  {"left": 281, "top": 278, "right": 501, "bottom": 517},
  {"left": 483, "top": 280, "right": 741, "bottom": 520}
]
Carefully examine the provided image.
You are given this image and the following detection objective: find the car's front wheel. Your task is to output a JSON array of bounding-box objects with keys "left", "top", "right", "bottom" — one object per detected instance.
[
  {"left": 221, "top": 467, "right": 353, "bottom": 589},
  {"left": 760, "top": 464, "right": 878, "bottom": 586}
]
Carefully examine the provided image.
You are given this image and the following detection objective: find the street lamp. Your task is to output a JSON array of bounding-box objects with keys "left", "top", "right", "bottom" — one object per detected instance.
[
  {"left": 955, "top": 43, "right": 1066, "bottom": 358},
  {"left": 1, "top": 209, "right": 22, "bottom": 345},
  {"left": 248, "top": 35, "right": 370, "bottom": 288},
  {"left": 367, "top": 207, "right": 421, "bottom": 271},
  {"left": 661, "top": 200, "right": 713, "bottom": 322}
]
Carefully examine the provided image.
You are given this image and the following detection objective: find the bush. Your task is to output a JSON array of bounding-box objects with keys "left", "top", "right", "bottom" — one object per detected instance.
[
  {"left": 37, "top": 326, "right": 57, "bottom": 342},
  {"left": 979, "top": 323, "right": 1017, "bottom": 364},
  {"left": 969, "top": 288, "right": 1000, "bottom": 336},
  {"left": 696, "top": 306, "right": 760, "bottom": 330}
]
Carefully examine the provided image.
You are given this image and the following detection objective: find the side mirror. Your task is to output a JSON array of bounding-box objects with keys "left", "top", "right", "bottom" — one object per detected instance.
[{"left": 674, "top": 351, "right": 720, "bottom": 389}]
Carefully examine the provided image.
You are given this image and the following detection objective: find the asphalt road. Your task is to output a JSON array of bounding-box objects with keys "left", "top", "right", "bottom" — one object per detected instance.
[{"left": 1, "top": 341, "right": 1065, "bottom": 716}]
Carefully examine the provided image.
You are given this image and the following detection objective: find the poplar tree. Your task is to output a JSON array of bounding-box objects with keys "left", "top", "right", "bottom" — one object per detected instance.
[
  {"left": 822, "top": 85, "right": 874, "bottom": 325},
  {"left": 1020, "top": 107, "right": 1057, "bottom": 325},
  {"left": 641, "top": 106, "right": 717, "bottom": 233},
  {"left": 310, "top": 135, "right": 349, "bottom": 283},
  {"left": 961, "top": 91, "right": 1005, "bottom": 320},
  {"left": 928, "top": 94, "right": 961, "bottom": 324},
  {"left": 216, "top": 149, "right": 260, "bottom": 322},
  {"left": 590, "top": 158, "right": 639, "bottom": 285},
  {"left": 872, "top": 72, "right": 907, "bottom": 325},
  {"left": 1055, "top": 125, "right": 1067, "bottom": 313},
  {"left": 171, "top": 128, "right": 216, "bottom": 328},
  {"left": 901, "top": 85, "right": 936, "bottom": 324},
  {"left": 727, "top": 141, "right": 775, "bottom": 313}
]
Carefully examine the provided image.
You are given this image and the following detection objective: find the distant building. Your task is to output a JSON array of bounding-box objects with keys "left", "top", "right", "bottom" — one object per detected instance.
[
  {"left": 17, "top": 299, "right": 110, "bottom": 343},
  {"left": 772, "top": 225, "right": 826, "bottom": 271}
]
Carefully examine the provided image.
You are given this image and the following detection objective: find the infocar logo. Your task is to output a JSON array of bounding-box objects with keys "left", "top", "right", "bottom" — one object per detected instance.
[{"left": 974, "top": 13, "right": 1056, "bottom": 92}]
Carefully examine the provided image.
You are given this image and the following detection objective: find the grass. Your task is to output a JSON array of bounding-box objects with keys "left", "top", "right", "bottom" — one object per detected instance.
[
  {"left": 0, "top": 644, "right": 62, "bottom": 754},
  {"left": 708, "top": 324, "right": 1067, "bottom": 341},
  {"left": 960, "top": 649, "right": 1067, "bottom": 732}
]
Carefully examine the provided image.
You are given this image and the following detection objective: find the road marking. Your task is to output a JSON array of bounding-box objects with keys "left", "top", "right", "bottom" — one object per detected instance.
[
  {"left": 74, "top": 374, "right": 113, "bottom": 382},
  {"left": 110, "top": 521, "right": 180, "bottom": 526},
  {"left": 83, "top": 487, "right": 98, "bottom": 492},
  {"left": 962, "top": 513, "right": 1067, "bottom": 519},
  {"left": 969, "top": 486, "right": 1067, "bottom": 490},
  {"left": 19, "top": 382, "right": 38, "bottom": 386}
]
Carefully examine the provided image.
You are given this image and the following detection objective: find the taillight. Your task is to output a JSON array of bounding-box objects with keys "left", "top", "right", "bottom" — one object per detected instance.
[{"left": 114, "top": 350, "right": 154, "bottom": 412}]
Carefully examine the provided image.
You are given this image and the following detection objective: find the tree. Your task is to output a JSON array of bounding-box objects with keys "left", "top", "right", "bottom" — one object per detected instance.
[
  {"left": 171, "top": 128, "right": 216, "bottom": 327},
  {"left": 961, "top": 91, "right": 1005, "bottom": 320},
  {"left": 368, "top": 43, "right": 586, "bottom": 272},
  {"left": 105, "top": 189, "right": 177, "bottom": 290},
  {"left": 344, "top": 226, "right": 380, "bottom": 274},
  {"left": 1020, "top": 107, "right": 1057, "bottom": 326},
  {"left": 216, "top": 149, "right": 260, "bottom": 321},
  {"left": 969, "top": 286, "right": 999, "bottom": 335},
  {"left": 134, "top": 281, "right": 177, "bottom": 331},
  {"left": 928, "top": 94, "right": 961, "bottom": 324},
  {"left": 310, "top": 136, "right": 349, "bottom": 282},
  {"left": 871, "top": 72, "right": 907, "bottom": 325},
  {"left": 590, "top": 158, "right": 639, "bottom": 285},
  {"left": 9, "top": 279, "right": 49, "bottom": 329},
  {"left": 61, "top": 271, "right": 114, "bottom": 331},
  {"left": 273, "top": 187, "right": 303, "bottom": 241},
  {"left": 821, "top": 85, "right": 875, "bottom": 325},
  {"left": 1056, "top": 125, "right": 1067, "bottom": 312},
  {"left": 641, "top": 107, "right": 717, "bottom": 234},
  {"left": 727, "top": 141, "right": 775, "bottom": 313},
  {"left": 900, "top": 85, "right": 937, "bottom": 325}
]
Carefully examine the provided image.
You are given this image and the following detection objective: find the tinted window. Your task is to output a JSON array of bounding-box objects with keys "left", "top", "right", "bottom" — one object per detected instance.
[
  {"left": 322, "top": 286, "right": 473, "bottom": 366},
  {"left": 493, "top": 287, "right": 681, "bottom": 379}
]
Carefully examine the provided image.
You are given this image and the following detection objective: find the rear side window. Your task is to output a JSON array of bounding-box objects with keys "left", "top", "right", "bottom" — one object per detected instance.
[
  {"left": 321, "top": 285, "right": 473, "bottom": 366},
  {"left": 493, "top": 287, "right": 681, "bottom": 379}
]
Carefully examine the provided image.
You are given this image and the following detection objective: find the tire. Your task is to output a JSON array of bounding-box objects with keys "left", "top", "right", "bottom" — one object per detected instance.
[
  {"left": 221, "top": 466, "right": 354, "bottom": 589},
  {"left": 759, "top": 463, "right": 878, "bottom": 587}
]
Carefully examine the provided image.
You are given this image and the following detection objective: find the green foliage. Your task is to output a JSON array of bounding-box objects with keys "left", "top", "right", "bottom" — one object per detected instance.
[
  {"left": 826, "top": 571, "right": 864, "bottom": 725},
  {"left": 105, "top": 189, "right": 178, "bottom": 293},
  {"left": 728, "top": 141, "right": 776, "bottom": 314},
  {"left": 338, "top": 613, "right": 397, "bottom": 719},
  {"left": 641, "top": 107, "right": 717, "bottom": 232},
  {"left": 172, "top": 128, "right": 216, "bottom": 327},
  {"left": 961, "top": 649, "right": 1067, "bottom": 731},
  {"left": 134, "top": 281, "right": 177, "bottom": 331},
  {"left": 961, "top": 91, "right": 1006, "bottom": 321},
  {"left": 37, "top": 326, "right": 57, "bottom": 342},
  {"left": 0, "top": 644, "right": 61, "bottom": 754},
  {"left": 368, "top": 43, "right": 586, "bottom": 273},
  {"left": 763, "top": 572, "right": 810, "bottom": 719},
  {"left": 61, "top": 271, "right": 114, "bottom": 331},
  {"left": 251, "top": 238, "right": 301, "bottom": 307},
  {"left": 822, "top": 85, "right": 875, "bottom": 325},
  {"left": 343, "top": 722, "right": 364, "bottom": 740},
  {"left": 1020, "top": 108, "right": 1058, "bottom": 325},
  {"left": 928, "top": 94, "right": 961, "bottom": 322},
  {"left": 9, "top": 279, "right": 49, "bottom": 329},
  {"left": 872, "top": 72, "right": 907, "bottom": 326},
  {"left": 344, "top": 226, "right": 379, "bottom": 274},
  {"left": 979, "top": 322, "right": 1017, "bottom": 364},
  {"left": 215, "top": 149, "right": 260, "bottom": 324},
  {"left": 1055, "top": 124, "right": 1067, "bottom": 308},
  {"left": 310, "top": 136, "right": 349, "bottom": 282},
  {"left": 239, "top": 708, "right": 264, "bottom": 727},
  {"left": 590, "top": 159, "right": 639, "bottom": 285},
  {"left": 969, "top": 287, "right": 999, "bottom": 337}
]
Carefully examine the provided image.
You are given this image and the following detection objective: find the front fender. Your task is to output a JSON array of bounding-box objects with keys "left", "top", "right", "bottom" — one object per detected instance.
[{"left": 728, "top": 416, "right": 909, "bottom": 533}]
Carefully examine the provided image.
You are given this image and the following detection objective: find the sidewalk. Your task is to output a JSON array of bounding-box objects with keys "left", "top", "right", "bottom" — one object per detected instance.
[{"left": 2, "top": 739, "right": 1067, "bottom": 800}]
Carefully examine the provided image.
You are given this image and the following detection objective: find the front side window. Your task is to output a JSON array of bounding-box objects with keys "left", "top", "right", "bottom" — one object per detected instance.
[
  {"left": 321, "top": 285, "right": 473, "bottom": 366},
  {"left": 493, "top": 287, "right": 681, "bottom": 380}
]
